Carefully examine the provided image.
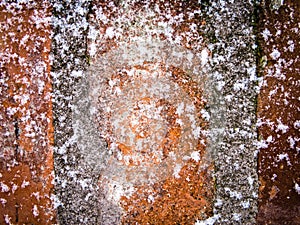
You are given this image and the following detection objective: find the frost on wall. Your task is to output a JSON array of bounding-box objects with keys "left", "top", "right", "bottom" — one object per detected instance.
[
  {"left": 80, "top": 0, "right": 215, "bottom": 224},
  {"left": 0, "top": 1, "right": 56, "bottom": 224}
]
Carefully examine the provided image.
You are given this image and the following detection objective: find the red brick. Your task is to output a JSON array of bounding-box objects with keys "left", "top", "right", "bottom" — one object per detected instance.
[{"left": 0, "top": 2, "right": 56, "bottom": 224}]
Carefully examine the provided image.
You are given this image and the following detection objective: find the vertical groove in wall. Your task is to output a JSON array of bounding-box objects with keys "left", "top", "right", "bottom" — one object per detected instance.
[
  {"left": 51, "top": 0, "right": 102, "bottom": 224},
  {"left": 203, "top": 1, "right": 259, "bottom": 223}
]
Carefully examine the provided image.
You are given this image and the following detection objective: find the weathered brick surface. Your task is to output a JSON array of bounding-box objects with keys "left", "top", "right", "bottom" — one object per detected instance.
[
  {"left": 0, "top": 2, "right": 56, "bottom": 224},
  {"left": 257, "top": 1, "right": 300, "bottom": 224},
  {"left": 86, "top": 1, "right": 215, "bottom": 223},
  {"left": 0, "top": 1, "right": 299, "bottom": 224}
]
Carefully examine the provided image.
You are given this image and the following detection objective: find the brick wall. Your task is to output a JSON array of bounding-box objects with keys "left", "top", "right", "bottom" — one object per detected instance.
[
  {"left": 0, "top": 2, "right": 56, "bottom": 224},
  {"left": 0, "top": 1, "right": 299, "bottom": 224}
]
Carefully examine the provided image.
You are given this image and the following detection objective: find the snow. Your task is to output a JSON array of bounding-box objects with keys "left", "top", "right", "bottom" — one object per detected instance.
[
  {"left": 21, "top": 180, "right": 30, "bottom": 188},
  {"left": 200, "top": 109, "right": 210, "bottom": 121},
  {"left": 224, "top": 187, "right": 243, "bottom": 200},
  {"left": 233, "top": 79, "right": 248, "bottom": 91},
  {"left": 240, "top": 200, "right": 250, "bottom": 209},
  {"left": 294, "top": 120, "right": 300, "bottom": 129},
  {"left": 195, "top": 214, "right": 220, "bottom": 225},
  {"left": 0, "top": 198, "right": 7, "bottom": 207},
  {"left": 295, "top": 183, "right": 300, "bottom": 195},
  {"left": 288, "top": 136, "right": 296, "bottom": 149},
  {"left": 0, "top": 182, "right": 10, "bottom": 192},
  {"left": 0, "top": 0, "right": 282, "bottom": 223},
  {"left": 71, "top": 70, "right": 83, "bottom": 78},
  {"left": 287, "top": 40, "right": 295, "bottom": 52},
  {"left": 32, "top": 205, "right": 39, "bottom": 217},
  {"left": 277, "top": 153, "right": 291, "bottom": 166},
  {"left": 4, "top": 215, "right": 11, "bottom": 225},
  {"left": 214, "top": 198, "right": 223, "bottom": 207},
  {"left": 191, "top": 151, "right": 201, "bottom": 162},
  {"left": 173, "top": 164, "right": 182, "bottom": 178},
  {"left": 11, "top": 184, "right": 18, "bottom": 193},
  {"left": 105, "top": 27, "right": 115, "bottom": 39},
  {"left": 232, "top": 213, "right": 241, "bottom": 221},
  {"left": 270, "top": 49, "right": 281, "bottom": 60},
  {"left": 200, "top": 48, "right": 209, "bottom": 66},
  {"left": 262, "top": 28, "right": 271, "bottom": 41},
  {"left": 276, "top": 120, "right": 289, "bottom": 133},
  {"left": 147, "top": 194, "right": 154, "bottom": 203},
  {"left": 248, "top": 176, "right": 254, "bottom": 189}
]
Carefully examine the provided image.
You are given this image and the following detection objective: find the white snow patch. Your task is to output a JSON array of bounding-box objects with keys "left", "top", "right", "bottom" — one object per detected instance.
[
  {"left": 11, "top": 184, "right": 18, "bottom": 193},
  {"left": 192, "top": 126, "right": 201, "bottom": 139},
  {"left": 247, "top": 66, "right": 257, "bottom": 81},
  {"left": 32, "top": 192, "right": 41, "bottom": 201},
  {"left": 214, "top": 198, "right": 223, "bottom": 207},
  {"left": 294, "top": 120, "right": 300, "bottom": 129},
  {"left": 256, "top": 139, "right": 269, "bottom": 149},
  {"left": 276, "top": 120, "right": 289, "bottom": 133},
  {"left": 201, "top": 109, "right": 210, "bottom": 121},
  {"left": 262, "top": 28, "right": 271, "bottom": 41},
  {"left": 224, "top": 187, "right": 242, "bottom": 200},
  {"left": 240, "top": 200, "right": 250, "bottom": 209},
  {"left": 89, "top": 42, "right": 97, "bottom": 56},
  {"left": 176, "top": 118, "right": 184, "bottom": 126},
  {"left": 21, "top": 180, "right": 30, "bottom": 188},
  {"left": 270, "top": 49, "right": 281, "bottom": 60},
  {"left": 216, "top": 81, "right": 225, "bottom": 91},
  {"left": 191, "top": 151, "right": 201, "bottom": 162},
  {"left": 32, "top": 205, "right": 39, "bottom": 217},
  {"left": 0, "top": 182, "right": 10, "bottom": 192},
  {"left": 176, "top": 102, "right": 184, "bottom": 116},
  {"left": 295, "top": 183, "right": 300, "bottom": 195},
  {"left": 232, "top": 213, "right": 241, "bottom": 221},
  {"left": 71, "top": 70, "right": 83, "bottom": 78},
  {"left": 79, "top": 179, "right": 91, "bottom": 190},
  {"left": 147, "top": 194, "right": 154, "bottom": 203},
  {"left": 288, "top": 40, "right": 295, "bottom": 52},
  {"left": 186, "top": 104, "right": 195, "bottom": 113},
  {"left": 266, "top": 135, "right": 273, "bottom": 143},
  {"left": 275, "top": 29, "right": 281, "bottom": 36},
  {"left": 85, "top": 193, "right": 92, "bottom": 201},
  {"left": 4, "top": 214, "right": 12, "bottom": 225},
  {"left": 173, "top": 164, "right": 182, "bottom": 178},
  {"left": 106, "top": 180, "right": 135, "bottom": 202},
  {"left": 0, "top": 198, "right": 7, "bottom": 207},
  {"left": 248, "top": 176, "right": 254, "bottom": 188},
  {"left": 51, "top": 194, "right": 63, "bottom": 209},
  {"left": 195, "top": 214, "right": 220, "bottom": 225},
  {"left": 105, "top": 27, "right": 115, "bottom": 39},
  {"left": 271, "top": 173, "right": 277, "bottom": 181},
  {"left": 200, "top": 48, "right": 209, "bottom": 66},
  {"left": 278, "top": 153, "right": 291, "bottom": 166},
  {"left": 288, "top": 136, "right": 295, "bottom": 149}
]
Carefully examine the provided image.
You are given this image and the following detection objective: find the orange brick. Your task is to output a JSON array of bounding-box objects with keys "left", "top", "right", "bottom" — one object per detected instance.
[
  {"left": 0, "top": 2, "right": 56, "bottom": 224},
  {"left": 89, "top": 1, "right": 214, "bottom": 223}
]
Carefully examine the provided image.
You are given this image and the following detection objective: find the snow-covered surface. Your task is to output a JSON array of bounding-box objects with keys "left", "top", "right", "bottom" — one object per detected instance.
[
  {"left": 50, "top": 0, "right": 260, "bottom": 224},
  {"left": 0, "top": 0, "right": 283, "bottom": 224},
  {"left": 256, "top": 1, "right": 299, "bottom": 223}
]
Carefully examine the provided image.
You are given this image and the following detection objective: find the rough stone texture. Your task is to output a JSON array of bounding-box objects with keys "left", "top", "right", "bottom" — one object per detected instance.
[
  {"left": 50, "top": 0, "right": 104, "bottom": 224},
  {"left": 0, "top": 1, "right": 56, "bottom": 224},
  {"left": 257, "top": 1, "right": 300, "bottom": 224},
  {"left": 202, "top": 1, "right": 259, "bottom": 224}
]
